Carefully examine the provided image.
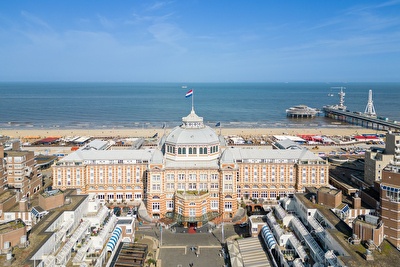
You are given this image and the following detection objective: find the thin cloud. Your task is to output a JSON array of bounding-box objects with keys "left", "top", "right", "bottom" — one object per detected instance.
[{"left": 20, "top": 10, "right": 52, "bottom": 31}]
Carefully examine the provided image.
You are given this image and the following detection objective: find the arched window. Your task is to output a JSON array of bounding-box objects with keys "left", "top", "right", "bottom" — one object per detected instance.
[
  {"left": 193, "top": 147, "right": 197, "bottom": 154},
  {"left": 182, "top": 147, "right": 186, "bottom": 154},
  {"left": 189, "top": 147, "right": 193, "bottom": 154},
  {"left": 199, "top": 147, "right": 203, "bottom": 154},
  {"left": 178, "top": 148, "right": 182, "bottom": 154}
]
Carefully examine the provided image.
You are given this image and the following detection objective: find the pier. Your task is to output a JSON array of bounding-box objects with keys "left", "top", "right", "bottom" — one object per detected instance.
[
  {"left": 324, "top": 108, "right": 400, "bottom": 132},
  {"left": 323, "top": 88, "right": 400, "bottom": 132}
]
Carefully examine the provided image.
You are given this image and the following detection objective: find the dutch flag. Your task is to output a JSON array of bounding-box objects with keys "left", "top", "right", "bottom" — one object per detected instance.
[{"left": 185, "top": 89, "right": 193, "bottom": 98}]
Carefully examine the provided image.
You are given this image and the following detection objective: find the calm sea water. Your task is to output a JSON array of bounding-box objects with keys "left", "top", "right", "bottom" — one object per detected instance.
[{"left": 0, "top": 82, "right": 399, "bottom": 129}]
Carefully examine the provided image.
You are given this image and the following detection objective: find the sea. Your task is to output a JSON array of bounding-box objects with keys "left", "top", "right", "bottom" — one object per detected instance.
[{"left": 0, "top": 82, "right": 399, "bottom": 130}]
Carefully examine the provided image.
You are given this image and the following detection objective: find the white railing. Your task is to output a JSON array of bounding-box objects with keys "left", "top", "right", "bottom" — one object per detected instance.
[
  {"left": 56, "top": 220, "right": 90, "bottom": 265},
  {"left": 289, "top": 234, "right": 307, "bottom": 261},
  {"left": 266, "top": 212, "right": 284, "bottom": 238},
  {"left": 291, "top": 217, "right": 325, "bottom": 263},
  {"left": 293, "top": 258, "right": 305, "bottom": 267},
  {"left": 274, "top": 205, "right": 287, "bottom": 220},
  {"left": 72, "top": 239, "right": 92, "bottom": 263},
  {"left": 43, "top": 255, "right": 56, "bottom": 267}
]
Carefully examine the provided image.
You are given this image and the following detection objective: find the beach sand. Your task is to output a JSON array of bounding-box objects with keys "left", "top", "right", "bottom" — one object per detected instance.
[{"left": 0, "top": 126, "right": 386, "bottom": 139}]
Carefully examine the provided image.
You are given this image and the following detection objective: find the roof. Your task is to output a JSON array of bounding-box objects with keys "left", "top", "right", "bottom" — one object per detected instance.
[
  {"left": 275, "top": 139, "right": 303, "bottom": 150},
  {"left": 165, "top": 158, "right": 219, "bottom": 169},
  {"left": 59, "top": 149, "right": 155, "bottom": 162},
  {"left": 165, "top": 109, "right": 219, "bottom": 145},
  {"left": 34, "top": 137, "right": 59, "bottom": 144},
  {"left": 80, "top": 139, "right": 109, "bottom": 151},
  {"left": 273, "top": 135, "right": 306, "bottom": 142},
  {"left": 221, "top": 147, "right": 323, "bottom": 162}
]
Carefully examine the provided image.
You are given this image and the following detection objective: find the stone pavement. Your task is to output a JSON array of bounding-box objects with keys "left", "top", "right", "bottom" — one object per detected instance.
[{"left": 136, "top": 222, "right": 241, "bottom": 267}]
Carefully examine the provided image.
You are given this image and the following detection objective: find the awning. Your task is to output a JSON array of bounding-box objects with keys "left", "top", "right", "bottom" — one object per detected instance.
[
  {"left": 106, "top": 227, "right": 122, "bottom": 252},
  {"left": 261, "top": 225, "right": 276, "bottom": 249}
]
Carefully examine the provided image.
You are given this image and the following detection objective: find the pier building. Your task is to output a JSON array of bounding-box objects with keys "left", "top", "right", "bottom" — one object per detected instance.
[{"left": 53, "top": 108, "right": 329, "bottom": 226}]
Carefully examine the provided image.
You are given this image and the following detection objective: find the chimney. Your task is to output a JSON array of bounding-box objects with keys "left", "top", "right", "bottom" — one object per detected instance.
[
  {"left": 12, "top": 141, "right": 20, "bottom": 151},
  {"left": 353, "top": 196, "right": 361, "bottom": 209},
  {"left": 19, "top": 198, "right": 28, "bottom": 212}
]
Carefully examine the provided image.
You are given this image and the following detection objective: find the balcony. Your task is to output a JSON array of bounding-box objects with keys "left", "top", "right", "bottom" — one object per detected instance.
[{"left": 175, "top": 190, "right": 209, "bottom": 200}]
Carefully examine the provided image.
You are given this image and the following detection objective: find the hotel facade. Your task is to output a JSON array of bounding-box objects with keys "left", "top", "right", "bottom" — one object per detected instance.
[{"left": 53, "top": 109, "right": 329, "bottom": 226}]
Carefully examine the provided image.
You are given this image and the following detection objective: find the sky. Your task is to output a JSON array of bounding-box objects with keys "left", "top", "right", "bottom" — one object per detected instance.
[{"left": 0, "top": 0, "right": 400, "bottom": 82}]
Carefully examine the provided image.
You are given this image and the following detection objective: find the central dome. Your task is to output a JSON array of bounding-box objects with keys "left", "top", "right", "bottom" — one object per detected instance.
[
  {"left": 166, "top": 109, "right": 219, "bottom": 145},
  {"left": 164, "top": 108, "right": 220, "bottom": 161}
]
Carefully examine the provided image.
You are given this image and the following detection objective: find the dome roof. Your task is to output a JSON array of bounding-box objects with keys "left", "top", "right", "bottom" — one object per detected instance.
[{"left": 165, "top": 109, "right": 219, "bottom": 145}]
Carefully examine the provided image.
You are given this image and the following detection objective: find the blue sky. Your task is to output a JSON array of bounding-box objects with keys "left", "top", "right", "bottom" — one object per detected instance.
[{"left": 0, "top": 0, "right": 399, "bottom": 82}]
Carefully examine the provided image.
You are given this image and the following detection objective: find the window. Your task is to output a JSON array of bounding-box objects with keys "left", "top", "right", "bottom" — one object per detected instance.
[
  {"left": 152, "top": 175, "right": 161, "bottom": 182},
  {"left": 166, "top": 201, "right": 174, "bottom": 210},
  {"left": 224, "top": 202, "right": 232, "bottom": 211},
  {"left": 178, "top": 207, "right": 183, "bottom": 214},
  {"left": 211, "top": 200, "right": 218, "bottom": 210},
  {"left": 210, "top": 183, "right": 218, "bottom": 189},
  {"left": 178, "top": 174, "right": 185, "bottom": 180},
  {"left": 252, "top": 191, "right": 259, "bottom": 199},
  {"left": 199, "top": 183, "right": 207, "bottom": 190},
  {"left": 166, "top": 183, "right": 175, "bottom": 190},
  {"left": 202, "top": 206, "right": 207, "bottom": 215},
  {"left": 177, "top": 183, "right": 185, "bottom": 190},
  {"left": 224, "top": 184, "right": 233, "bottom": 190},
  {"left": 136, "top": 167, "right": 141, "bottom": 183},
  {"left": 188, "top": 183, "right": 197, "bottom": 190},
  {"left": 152, "top": 184, "right": 161, "bottom": 191},
  {"left": 225, "top": 175, "right": 232, "bottom": 180},
  {"left": 152, "top": 202, "right": 160, "bottom": 211}
]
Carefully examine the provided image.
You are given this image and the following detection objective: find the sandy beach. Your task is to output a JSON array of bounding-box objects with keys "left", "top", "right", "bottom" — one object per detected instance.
[{"left": 0, "top": 126, "right": 386, "bottom": 140}]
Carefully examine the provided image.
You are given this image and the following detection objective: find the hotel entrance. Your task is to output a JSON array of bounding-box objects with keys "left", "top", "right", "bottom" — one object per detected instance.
[{"left": 188, "top": 222, "right": 197, "bottom": 234}]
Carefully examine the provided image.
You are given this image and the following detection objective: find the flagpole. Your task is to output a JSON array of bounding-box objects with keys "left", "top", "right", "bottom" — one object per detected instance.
[{"left": 192, "top": 89, "right": 194, "bottom": 111}]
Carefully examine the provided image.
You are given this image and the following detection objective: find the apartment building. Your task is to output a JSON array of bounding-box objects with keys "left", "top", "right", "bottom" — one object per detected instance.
[
  {"left": 364, "top": 133, "right": 400, "bottom": 185},
  {"left": 3, "top": 142, "right": 42, "bottom": 198}
]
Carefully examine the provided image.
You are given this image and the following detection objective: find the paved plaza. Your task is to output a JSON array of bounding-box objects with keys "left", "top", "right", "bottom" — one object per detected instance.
[{"left": 136, "top": 223, "right": 244, "bottom": 267}]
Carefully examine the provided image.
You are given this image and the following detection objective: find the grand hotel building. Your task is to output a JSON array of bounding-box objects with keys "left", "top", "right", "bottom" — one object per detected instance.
[{"left": 53, "top": 109, "right": 328, "bottom": 226}]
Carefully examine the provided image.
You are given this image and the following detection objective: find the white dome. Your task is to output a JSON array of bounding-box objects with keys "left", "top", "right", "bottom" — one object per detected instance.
[{"left": 166, "top": 109, "right": 219, "bottom": 145}]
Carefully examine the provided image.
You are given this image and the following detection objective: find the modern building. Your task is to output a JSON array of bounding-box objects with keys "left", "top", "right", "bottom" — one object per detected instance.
[
  {"left": 53, "top": 108, "right": 329, "bottom": 227},
  {"left": 0, "top": 146, "right": 6, "bottom": 194},
  {"left": 364, "top": 132, "right": 400, "bottom": 185},
  {"left": 3, "top": 142, "right": 42, "bottom": 198},
  {"left": 380, "top": 164, "right": 400, "bottom": 249}
]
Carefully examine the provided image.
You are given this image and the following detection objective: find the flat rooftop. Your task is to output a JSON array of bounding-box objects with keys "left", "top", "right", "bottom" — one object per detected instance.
[
  {"left": 295, "top": 193, "right": 400, "bottom": 267},
  {"left": 3, "top": 190, "right": 88, "bottom": 267}
]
